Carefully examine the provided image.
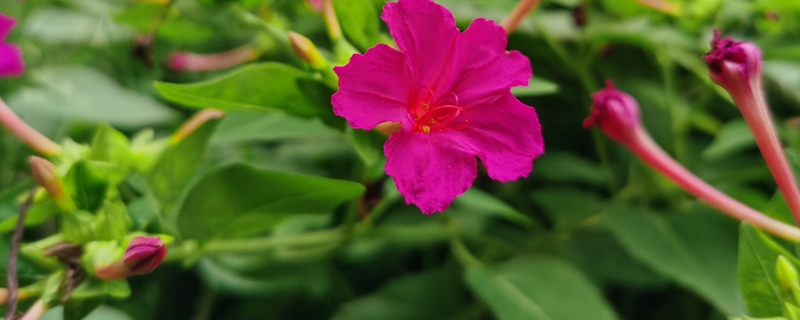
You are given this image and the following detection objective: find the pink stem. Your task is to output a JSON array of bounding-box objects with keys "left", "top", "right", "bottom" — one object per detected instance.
[
  {"left": 19, "top": 300, "right": 46, "bottom": 320},
  {"left": 0, "top": 98, "right": 61, "bottom": 156},
  {"left": 729, "top": 80, "right": 800, "bottom": 229},
  {"left": 171, "top": 109, "right": 224, "bottom": 144},
  {"left": 626, "top": 129, "right": 800, "bottom": 241},
  {"left": 500, "top": 0, "right": 541, "bottom": 34}
]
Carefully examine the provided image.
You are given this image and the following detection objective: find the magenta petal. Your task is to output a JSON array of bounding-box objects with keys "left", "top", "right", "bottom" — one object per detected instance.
[
  {"left": 460, "top": 92, "right": 543, "bottom": 182},
  {"left": 333, "top": 44, "right": 411, "bottom": 130},
  {"left": 385, "top": 130, "right": 477, "bottom": 214},
  {"left": 0, "top": 44, "right": 24, "bottom": 78},
  {"left": 449, "top": 18, "right": 531, "bottom": 109},
  {"left": 381, "top": 0, "right": 459, "bottom": 92},
  {"left": 0, "top": 14, "right": 15, "bottom": 42}
]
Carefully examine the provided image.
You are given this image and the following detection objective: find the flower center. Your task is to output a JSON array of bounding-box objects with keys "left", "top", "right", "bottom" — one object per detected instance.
[{"left": 410, "top": 87, "right": 469, "bottom": 134}]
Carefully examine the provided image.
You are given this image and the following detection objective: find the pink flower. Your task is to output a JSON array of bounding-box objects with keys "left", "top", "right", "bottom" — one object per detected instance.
[
  {"left": 582, "top": 80, "right": 642, "bottom": 146},
  {"left": 332, "top": 0, "right": 543, "bottom": 214},
  {"left": 0, "top": 13, "right": 24, "bottom": 78},
  {"left": 703, "top": 30, "right": 762, "bottom": 91}
]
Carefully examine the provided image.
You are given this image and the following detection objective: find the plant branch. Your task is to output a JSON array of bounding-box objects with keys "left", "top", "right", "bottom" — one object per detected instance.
[{"left": 5, "top": 189, "right": 36, "bottom": 320}]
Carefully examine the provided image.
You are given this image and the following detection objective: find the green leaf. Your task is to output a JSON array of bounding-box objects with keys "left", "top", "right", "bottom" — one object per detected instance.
[
  {"left": 345, "top": 128, "right": 384, "bottom": 167},
  {"left": 63, "top": 297, "right": 105, "bottom": 320},
  {"left": 154, "top": 63, "right": 335, "bottom": 119},
  {"left": 531, "top": 188, "right": 602, "bottom": 231},
  {"left": 64, "top": 160, "right": 109, "bottom": 212},
  {"left": 178, "top": 163, "right": 365, "bottom": 241},
  {"left": 63, "top": 211, "right": 98, "bottom": 244},
  {"left": 703, "top": 119, "right": 756, "bottom": 161},
  {"left": 41, "top": 305, "right": 133, "bottom": 320},
  {"left": 511, "top": 77, "right": 560, "bottom": 97},
  {"left": 738, "top": 224, "right": 800, "bottom": 317},
  {"left": 212, "top": 112, "right": 338, "bottom": 144},
  {"left": 88, "top": 124, "right": 132, "bottom": 167},
  {"left": 147, "top": 119, "right": 219, "bottom": 208},
  {"left": 331, "top": 268, "right": 468, "bottom": 320},
  {"left": 531, "top": 151, "right": 608, "bottom": 186},
  {"left": 464, "top": 255, "right": 619, "bottom": 320},
  {"left": 334, "top": 0, "right": 381, "bottom": 51},
  {"left": 451, "top": 188, "right": 534, "bottom": 227},
  {"left": 6, "top": 67, "right": 178, "bottom": 129},
  {"left": 94, "top": 200, "right": 132, "bottom": 241},
  {"left": 197, "top": 256, "right": 332, "bottom": 296},
  {"left": 23, "top": 7, "right": 132, "bottom": 46},
  {"left": 606, "top": 205, "right": 742, "bottom": 314}
]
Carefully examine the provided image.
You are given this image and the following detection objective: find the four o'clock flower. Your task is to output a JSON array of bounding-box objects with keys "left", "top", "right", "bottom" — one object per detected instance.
[
  {"left": 0, "top": 13, "right": 24, "bottom": 78},
  {"left": 332, "top": 0, "right": 544, "bottom": 214},
  {"left": 585, "top": 81, "right": 800, "bottom": 242},
  {"left": 704, "top": 31, "right": 800, "bottom": 228}
]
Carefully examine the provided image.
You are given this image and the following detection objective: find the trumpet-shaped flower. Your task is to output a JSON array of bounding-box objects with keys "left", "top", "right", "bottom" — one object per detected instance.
[
  {"left": 332, "top": 0, "right": 543, "bottom": 214},
  {"left": 0, "top": 14, "right": 24, "bottom": 78}
]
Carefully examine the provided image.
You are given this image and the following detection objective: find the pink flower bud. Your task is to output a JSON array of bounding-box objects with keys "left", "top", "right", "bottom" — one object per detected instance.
[
  {"left": 582, "top": 80, "right": 641, "bottom": 145},
  {"left": 703, "top": 30, "right": 762, "bottom": 90},
  {"left": 95, "top": 236, "right": 166, "bottom": 280},
  {"left": 124, "top": 236, "right": 167, "bottom": 274}
]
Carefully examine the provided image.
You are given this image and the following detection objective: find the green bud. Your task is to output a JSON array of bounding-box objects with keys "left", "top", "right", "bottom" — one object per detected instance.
[{"left": 777, "top": 256, "right": 800, "bottom": 293}]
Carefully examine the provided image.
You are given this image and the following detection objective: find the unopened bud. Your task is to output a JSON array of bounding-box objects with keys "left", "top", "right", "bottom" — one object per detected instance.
[
  {"left": 703, "top": 30, "right": 762, "bottom": 91},
  {"left": 95, "top": 236, "right": 167, "bottom": 280},
  {"left": 289, "top": 32, "right": 328, "bottom": 70},
  {"left": 28, "top": 156, "right": 75, "bottom": 211},
  {"left": 583, "top": 80, "right": 642, "bottom": 146},
  {"left": 777, "top": 256, "right": 800, "bottom": 293},
  {"left": 168, "top": 46, "right": 257, "bottom": 72}
]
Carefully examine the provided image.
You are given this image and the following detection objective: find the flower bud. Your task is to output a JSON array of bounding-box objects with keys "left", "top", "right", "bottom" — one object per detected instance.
[
  {"left": 28, "top": 156, "right": 75, "bottom": 211},
  {"left": 168, "top": 46, "right": 257, "bottom": 72},
  {"left": 777, "top": 256, "right": 800, "bottom": 294},
  {"left": 288, "top": 32, "right": 328, "bottom": 70},
  {"left": 703, "top": 30, "right": 762, "bottom": 91},
  {"left": 94, "top": 236, "right": 167, "bottom": 280},
  {"left": 583, "top": 80, "right": 642, "bottom": 145}
]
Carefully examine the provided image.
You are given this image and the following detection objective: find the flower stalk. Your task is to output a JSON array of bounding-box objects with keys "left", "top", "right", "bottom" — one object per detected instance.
[
  {"left": 500, "top": 0, "right": 541, "bottom": 34},
  {"left": 168, "top": 45, "right": 258, "bottom": 72},
  {"left": 704, "top": 31, "right": 800, "bottom": 229},
  {"left": 171, "top": 109, "right": 224, "bottom": 144},
  {"left": 585, "top": 81, "right": 800, "bottom": 241},
  {"left": 0, "top": 98, "right": 62, "bottom": 156}
]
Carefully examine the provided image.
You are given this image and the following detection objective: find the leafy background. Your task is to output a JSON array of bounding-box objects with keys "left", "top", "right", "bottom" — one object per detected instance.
[{"left": 2, "top": 0, "right": 800, "bottom": 319}]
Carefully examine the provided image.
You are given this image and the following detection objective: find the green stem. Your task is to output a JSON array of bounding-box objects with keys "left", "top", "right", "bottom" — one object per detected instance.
[{"left": 202, "top": 229, "right": 343, "bottom": 255}]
